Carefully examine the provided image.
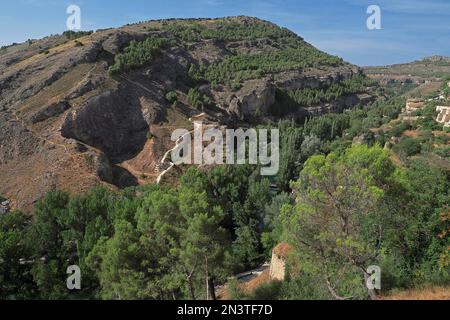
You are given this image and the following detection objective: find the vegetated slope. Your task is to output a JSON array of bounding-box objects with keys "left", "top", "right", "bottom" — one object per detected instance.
[
  {"left": 0, "top": 16, "right": 373, "bottom": 211},
  {"left": 364, "top": 55, "right": 450, "bottom": 84}
]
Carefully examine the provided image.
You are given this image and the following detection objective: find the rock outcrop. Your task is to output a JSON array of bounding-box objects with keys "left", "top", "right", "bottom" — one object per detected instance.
[
  {"left": 61, "top": 89, "right": 149, "bottom": 160},
  {"left": 306, "top": 93, "right": 373, "bottom": 116},
  {"left": 228, "top": 79, "right": 276, "bottom": 119}
]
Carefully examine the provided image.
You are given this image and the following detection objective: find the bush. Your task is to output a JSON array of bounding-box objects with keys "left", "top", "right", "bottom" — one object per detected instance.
[
  {"left": 434, "top": 146, "right": 450, "bottom": 158},
  {"left": 74, "top": 40, "right": 84, "bottom": 47},
  {"left": 394, "top": 137, "right": 422, "bottom": 157},
  {"left": 165, "top": 91, "right": 178, "bottom": 104},
  {"left": 187, "top": 87, "right": 213, "bottom": 110},
  {"left": 389, "top": 122, "right": 412, "bottom": 138},
  {"left": 249, "top": 281, "right": 283, "bottom": 300}
]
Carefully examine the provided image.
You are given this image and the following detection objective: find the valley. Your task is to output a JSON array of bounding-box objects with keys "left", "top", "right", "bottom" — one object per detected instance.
[{"left": 0, "top": 16, "right": 448, "bottom": 301}]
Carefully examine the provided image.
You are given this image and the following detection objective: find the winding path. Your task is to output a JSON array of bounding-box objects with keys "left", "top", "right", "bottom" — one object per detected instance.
[{"left": 156, "top": 113, "right": 207, "bottom": 184}]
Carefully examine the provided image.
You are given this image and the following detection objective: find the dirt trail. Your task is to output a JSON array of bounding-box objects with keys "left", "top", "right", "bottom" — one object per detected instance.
[{"left": 156, "top": 113, "right": 207, "bottom": 184}]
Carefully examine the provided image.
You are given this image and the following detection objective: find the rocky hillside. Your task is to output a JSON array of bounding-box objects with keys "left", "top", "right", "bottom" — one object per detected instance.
[{"left": 0, "top": 16, "right": 374, "bottom": 211}]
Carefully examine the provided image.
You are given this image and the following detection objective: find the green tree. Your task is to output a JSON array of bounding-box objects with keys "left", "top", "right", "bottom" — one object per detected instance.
[
  {"left": 283, "top": 145, "right": 399, "bottom": 300},
  {"left": 0, "top": 211, "right": 36, "bottom": 299}
]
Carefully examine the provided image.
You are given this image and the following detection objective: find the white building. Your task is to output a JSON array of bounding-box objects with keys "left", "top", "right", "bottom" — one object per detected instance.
[{"left": 436, "top": 106, "right": 450, "bottom": 128}]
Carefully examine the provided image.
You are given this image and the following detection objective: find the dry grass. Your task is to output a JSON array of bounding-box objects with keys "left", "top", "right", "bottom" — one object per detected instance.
[
  {"left": 17, "top": 63, "right": 95, "bottom": 115},
  {"left": 3, "top": 35, "right": 93, "bottom": 76},
  {"left": 273, "top": 242, "right": 293, "bottom": 259},
  {"left": 241, "top": 269, "right": 272, "bottom": 294},
  {"left": 402, "top": 130, "right": 421, "bottom": 138},
  {"left": 383, "top": 287, "right": 450, "bottom": 300},
  {"left": 217, "top": 269, "right": 272, "bottom": 300}
]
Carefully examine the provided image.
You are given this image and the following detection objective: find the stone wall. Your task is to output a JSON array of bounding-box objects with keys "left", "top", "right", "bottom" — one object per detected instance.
[
  {"left": 269, "top": 243, "right": 292, "bottom": 281},
  {"left": 404, "top": 99, "right": 425, "bottom": 114}
]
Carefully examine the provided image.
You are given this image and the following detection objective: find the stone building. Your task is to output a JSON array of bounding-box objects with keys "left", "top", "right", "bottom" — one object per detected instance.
[
  {"left": 436, "top": 106, "right": 450, "bottom": 128},
  {"left": 269, "top": 242, "right": 293, "bottom": 281},
  {"left": 403, "top": 98, "right": 425, "bottom": 114}
]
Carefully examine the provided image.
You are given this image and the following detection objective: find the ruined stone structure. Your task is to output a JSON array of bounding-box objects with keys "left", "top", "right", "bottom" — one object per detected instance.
[
  {"left": 436, "top": 106, "right": 450, "bottom": 127},
  {"left": 269, "top": 243, "right": 293, "bottom": 281},
  {"left": 404, "top": 98, "right": 425, "bottom": 114}
]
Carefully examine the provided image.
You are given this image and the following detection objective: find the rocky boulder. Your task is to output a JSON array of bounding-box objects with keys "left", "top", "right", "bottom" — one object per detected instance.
[
  {"left": 228, "top": 79, "right": 276, "bottom": 119},
  {"left": 61, "top": 89, "right": 149, "bottom": 161}
]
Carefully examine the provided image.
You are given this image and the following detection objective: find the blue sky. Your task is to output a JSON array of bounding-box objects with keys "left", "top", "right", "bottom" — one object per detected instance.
[{"left": 1, "top": 0, "right": 449, "bottom": 66}]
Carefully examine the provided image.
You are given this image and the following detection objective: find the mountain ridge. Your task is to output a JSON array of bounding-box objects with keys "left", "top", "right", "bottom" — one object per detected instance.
[{"left": 0, "top": 16, "right": 373, "bottom": 211}]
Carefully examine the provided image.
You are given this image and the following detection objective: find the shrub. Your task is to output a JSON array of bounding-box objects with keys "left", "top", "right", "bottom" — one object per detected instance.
[
  {"left": 165, "top": 91, "right": 178, "bottom": 104},
  {"left": 187, "top": 87, "right": 213, "bottom": 110},
  {"left": 389, "top": 122, "right": 412, "bottom": 138},
  {"left": 394, "top": 137, "right": 422, "bottom": 158},
  {"left": 434, "top": 146, "right": 450, "bottom": 158},
  {"left": 249, "top": 281, "right": 283, "bottom": 300},
  {"left": 74, "top": 40, "right": 84, "bottom": 47}
]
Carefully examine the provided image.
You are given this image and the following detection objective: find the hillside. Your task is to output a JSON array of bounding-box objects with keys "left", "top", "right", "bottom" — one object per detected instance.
[
  {"left": 364, "top": 55, "right": 450, "bottom": 84},
  {"left": 0, "top": 16, "right": 373, "bottom": 211}
]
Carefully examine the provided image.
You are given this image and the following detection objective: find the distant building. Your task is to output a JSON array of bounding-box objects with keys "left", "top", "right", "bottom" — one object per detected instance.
[{"left": 436, "top": 106, "right": 450, "bottom": 128}]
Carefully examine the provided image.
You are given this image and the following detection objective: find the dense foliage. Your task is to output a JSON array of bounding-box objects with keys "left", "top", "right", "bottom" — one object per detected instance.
[
  {"left": 189, "top": 47, "right": 344, "bottom": 88},
  {"left": 62, "top": 30, "right": 93, "bottom": 40},
  {"left": 234, "top": 146, "right": 449, "bottom": 300},
  {"left": 109, "top": 37, "right": 168, "bottom": 75},
  {"left": 160, "top": 20, "right": 298, "bottom": 42},
  {"left": 0, "top": 166, "right": 277, "bottom": 299},
  {"left": 286, "top": 75, "right": 372, "bottom": 107}
]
